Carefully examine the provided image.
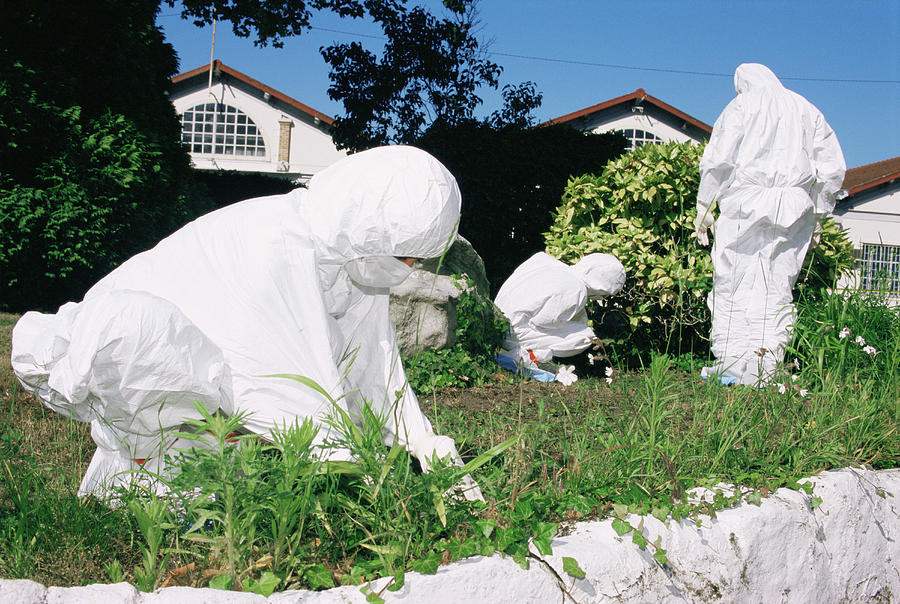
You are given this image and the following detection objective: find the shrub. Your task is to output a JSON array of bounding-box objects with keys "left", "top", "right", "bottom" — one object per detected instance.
[
  {"left": 0, "top": 88, "right": 206, "bottom": 311},
  {"left": 544, "top": 141, "right": 855, "bottom": 362}
]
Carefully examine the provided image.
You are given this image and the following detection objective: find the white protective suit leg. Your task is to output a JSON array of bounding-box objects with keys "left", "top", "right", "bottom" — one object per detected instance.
[{"left": 708, "top": 185, "right": 816, "bottom": 385}]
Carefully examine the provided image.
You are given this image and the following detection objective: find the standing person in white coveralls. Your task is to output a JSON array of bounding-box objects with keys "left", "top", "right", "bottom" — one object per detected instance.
[
  {"left": 12, "top": 145, "right": 482, "bottom": 501},
  {"left": 493, "top": 252, "right": 625, "bottom": 381},
  {"left": 694, "top": 63, "right": 846, "bottom": 386}
]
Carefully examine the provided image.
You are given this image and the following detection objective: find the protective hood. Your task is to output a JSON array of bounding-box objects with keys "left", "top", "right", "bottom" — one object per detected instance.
[
  {"left": 734, "top": 63, "right": 783, "bottom": 94},
  {"left": 571, "top": 254, "right": 626, "bottom": 298},
  {"left": 302, "top": 146, "right": 461, "bottom": 266}
]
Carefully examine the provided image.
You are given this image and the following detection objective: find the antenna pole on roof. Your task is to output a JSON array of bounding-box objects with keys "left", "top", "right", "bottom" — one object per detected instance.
[{"left": 207, "top": 19, "right": 217, "bottom": 96}]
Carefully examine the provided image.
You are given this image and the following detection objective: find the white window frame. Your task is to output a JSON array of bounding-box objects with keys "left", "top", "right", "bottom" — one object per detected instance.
[
  {"left": 180, "top": 103, "right": 267, "bottom": 158},
  {"left": 622, "top": 128, "right": 662, "bottom": 151},
  {"left": 858, "top": 243, "right": 900, "bottom": 293}
]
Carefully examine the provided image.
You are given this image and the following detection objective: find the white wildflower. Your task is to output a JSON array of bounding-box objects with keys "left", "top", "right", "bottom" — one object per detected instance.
[
  {"left": 777, "top": 383, "right": 787, "bottom": 394},
  {"left": 800, "top": 389, "right": 808, "bottom": 398},
  {"left": 791, "top": 374, "right": 799, "bottom": 382},
  {"left": 587, "top": 353, "right": 596, "bottom": 365},
  {"left": 556, "top": 365, "right": 578, "bottom": 386},
  {"left": 793, "top": 358, "right": 800, "bottom": 370},
  {"left": 838, "top": 327, "right": 851, "bottom": 339},
  {"left": 605, "top": 366, "right": 614, "bottom": 378},
  {"left": 855, "top": 335, "right": 866, "bottom": 346},
  {"left": 605, "top": 377, "right": 613, "bottom": 386},
  {"left": 863, "top": 345, "right": 877, "bottom": 356}
]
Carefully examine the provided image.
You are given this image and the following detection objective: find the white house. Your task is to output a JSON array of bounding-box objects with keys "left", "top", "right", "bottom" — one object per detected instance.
[
  {"left": 544, "top": 88, "right": 712, "bottom": 149},
  {"left": 170, "top": 60, "right": 347, "bottom": 183},
  {"left": 835, "top": 156, "right": 900, "bottom": 295}
]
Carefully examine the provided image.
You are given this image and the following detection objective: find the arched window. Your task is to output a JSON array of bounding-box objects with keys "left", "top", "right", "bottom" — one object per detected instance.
[
  {"left": 622, "top": 128, "right": 662, "bottom": 151},
  {"left": 180, "top": 103, "right": 266, "bottom": 157}
]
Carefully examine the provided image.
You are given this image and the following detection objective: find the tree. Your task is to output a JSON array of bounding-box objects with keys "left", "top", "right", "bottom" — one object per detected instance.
[
  {"left": 0, "top": 0, "right": 208, "bottom": 311},
  {"left": 416, "top": 121, "right": 627, "bottom": 294},
  {"left": 321, "top": 1, "right": 509, "bottom": 149},
  {"left": 172, "top": 0, "right": 534, "bottom": 151}
]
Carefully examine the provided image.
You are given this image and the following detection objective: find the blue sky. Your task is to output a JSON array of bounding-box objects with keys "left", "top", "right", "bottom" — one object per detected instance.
[{"left": 159, "top": 0, "right": 899, "bottom": 169}]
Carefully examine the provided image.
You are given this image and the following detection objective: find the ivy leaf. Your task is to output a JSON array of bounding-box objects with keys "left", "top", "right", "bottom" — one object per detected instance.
[
  {"left": 562, "top": 556, "right": 586, "bottom": 579},
  {"left": 244, "top": 571, "right": 281, "bottom": 597},
  {"left": 208, "top": 574, "right": 232, "bottom": 591},
  {"left": 532, "top": 522, "right": 558, "bottom": 556},
  {"left": 611, "top": 518, "right": 632, "bottom": 536},
  {"left": 746, "top": 490, "right": 762, "bottom": 507},
  {"left": 305, "top": 563, "right": 335, "bottom": 590}
]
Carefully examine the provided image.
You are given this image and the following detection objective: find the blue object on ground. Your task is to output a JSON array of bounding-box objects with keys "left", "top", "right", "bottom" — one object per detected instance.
[
  {"left": 700, "top": 366, "right": 738, "bottom": 386},
  {"left": 495, "top": 353, "right": 557, "bottom": 382}
]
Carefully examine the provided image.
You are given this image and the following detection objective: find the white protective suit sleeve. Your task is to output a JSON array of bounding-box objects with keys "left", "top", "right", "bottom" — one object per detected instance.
[
  {"left": 809, "top": 112, "right": 847, "bottom": 218},
  {"left": 697, "top": 98, "right": 745, "bottom": 212}
]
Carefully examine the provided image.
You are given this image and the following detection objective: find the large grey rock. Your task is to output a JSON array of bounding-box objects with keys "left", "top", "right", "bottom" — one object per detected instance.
[
  {"left": 390, "top": 235, "right": 493, "bottom": 355},
  {"left": 389, "top": 270, "right": 464, "bottom": 355}
]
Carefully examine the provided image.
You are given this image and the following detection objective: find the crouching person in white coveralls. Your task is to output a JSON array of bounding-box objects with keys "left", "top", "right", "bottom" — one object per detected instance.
[{"left": 12, "top": 145, "right": 483, "bottom": 501}]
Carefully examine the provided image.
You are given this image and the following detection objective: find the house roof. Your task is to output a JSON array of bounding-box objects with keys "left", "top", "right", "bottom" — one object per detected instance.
[
  {"left": 543, "top": 88, "right": 713, "bottom": 134},
  {"left": 842, "top": 156, "right": 900, "bottom": 197},
  {"left": 172, "top": 59, "right": 335, "bottom": 126}
]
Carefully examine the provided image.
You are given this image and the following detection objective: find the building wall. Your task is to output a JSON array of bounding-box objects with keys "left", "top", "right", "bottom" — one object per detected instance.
[
  {"left": 579, "top": 105, "right": 702, "bottom": 146},
  {"left": 172, "top": 80, "right": 346, "bottom": 182},
  {"left": 833, "top": 184, "right": 900, "bottom": 299}
]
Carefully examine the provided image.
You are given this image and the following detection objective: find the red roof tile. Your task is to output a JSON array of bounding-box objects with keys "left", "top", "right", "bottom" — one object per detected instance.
[
  {"left": 842, "top": 156, "right": 900, "bottom": 196},
  {"left": 172, "top": 60, "right": 335, "bottom": 126}
]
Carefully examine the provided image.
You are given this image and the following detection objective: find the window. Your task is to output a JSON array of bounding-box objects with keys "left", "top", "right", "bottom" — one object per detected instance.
[
  {"left": 180, "top": 103, "right": 266, "bottom": 157},
  {"left": 622, "top": 128, "right": 661, "bottom": 151},
  {"left": 858, "top": 243, "right": 900, "bottom": 292}
]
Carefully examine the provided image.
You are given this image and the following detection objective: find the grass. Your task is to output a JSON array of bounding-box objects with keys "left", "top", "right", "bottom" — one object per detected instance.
[{"left": 1, "top": 288, "right": 898, "bottom": 594}]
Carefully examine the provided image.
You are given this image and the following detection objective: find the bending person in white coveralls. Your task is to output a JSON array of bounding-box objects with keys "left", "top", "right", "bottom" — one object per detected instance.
[
  {"left": 493, "top": 252, "right": 625, "bottom": 378},
  {"left": 12, "top": 145, "right": 483, "bottom": 501},
  {"left": 695, "top": 63, "right": 846, "bottom": 385}
]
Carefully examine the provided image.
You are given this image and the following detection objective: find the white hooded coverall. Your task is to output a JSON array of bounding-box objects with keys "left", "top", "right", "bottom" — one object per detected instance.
[
  {"left": 494, "top": 252, "right": 626, "bottom": 365},
  {"left": 12, "top": 145, "right": 480, "bottom": 499},
  {"left": 697, "top": 63, "right": 846, "bottom": 385}
]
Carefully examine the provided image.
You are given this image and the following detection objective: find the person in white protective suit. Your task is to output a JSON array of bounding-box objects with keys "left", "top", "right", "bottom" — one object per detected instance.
[
  {"left": 493, "top": 252, "right": 626, "bottom": 378},
  {"left": 694, "top": 63, "right": 846, "bottom": 386},
  {"left": 11, "top": 145, "right": 483, "bottom": 501}
]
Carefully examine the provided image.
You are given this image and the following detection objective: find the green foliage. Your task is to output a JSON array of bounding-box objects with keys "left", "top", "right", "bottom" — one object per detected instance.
[
  {"left": 0, "top": 2, "right": 207, "bottom": 311},
  {"left": 544, "top": 141, "right": 855, "bottom": 362},
  {"left": 787, "top": 288, "right": 900, "bottom": 401},
  {"left": 417, "top": 121, "right": 627, "bottom": 293},
  {"left": 0, "top": 82, "right": 205, "bottom": 310},
  {"left": 403, "top": 275, "right": 509, "bottom": 394},
  {"left": 117, "top": 394, "right": 518, "bottom": 592},
  {"left": 321, "top": 2, "right": 507, "bottom": 150}
]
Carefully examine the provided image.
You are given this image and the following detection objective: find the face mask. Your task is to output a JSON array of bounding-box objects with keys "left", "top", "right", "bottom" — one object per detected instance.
[{"left": 343, "top": 256, "right": 414, "bottom": 288}]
